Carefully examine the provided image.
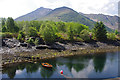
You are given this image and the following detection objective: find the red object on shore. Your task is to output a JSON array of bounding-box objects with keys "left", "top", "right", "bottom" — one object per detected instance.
[{"left": 60, "top": 70, "right": 63, "bottom": 74}]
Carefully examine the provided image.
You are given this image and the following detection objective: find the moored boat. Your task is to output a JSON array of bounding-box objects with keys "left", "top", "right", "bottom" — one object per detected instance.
[{"left": 42, "top": 63, "right": 53, "bottom": 68}]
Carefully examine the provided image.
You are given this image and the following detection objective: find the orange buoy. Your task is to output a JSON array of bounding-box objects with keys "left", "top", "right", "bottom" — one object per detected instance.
[{"left": 60, "top": 70, "right": 63, "bottom": 75}]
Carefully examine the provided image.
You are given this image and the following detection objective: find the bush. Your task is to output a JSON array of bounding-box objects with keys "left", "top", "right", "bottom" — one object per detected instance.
[
  {"left": 17, "top": 31, "right": 25, "bottom": 42},
  {"left": 67, "top": 23, "right": 74, "bottom": 41},
  {"left": 2, "top": 32, "right": 13, "bottom": 38},
  {"left": 40, "top": 23, "right": 57, "bottom": 43},
  {"left": 75, "top": 37, "right": 84, "bottom": 42},
  {"left": 34, "top": 38, "right": 39, "bottom": 45},
  {"left": 115, "top": 30, "right": 119, "bottom": 35},
  {"left": 26, "top": 38, "right": 34, "bottom": 44},
  {"left": 107, "top": 33, "right": 116, "bottom": 40},
  {"left": 80, "top": 29, "right": 90, "bottom": 41},
  {"left": 2, "top": 26, "right": 7, "bottom": 32},
  {"left": 28, "top": 27, "right": 38, "bottom": 37}
]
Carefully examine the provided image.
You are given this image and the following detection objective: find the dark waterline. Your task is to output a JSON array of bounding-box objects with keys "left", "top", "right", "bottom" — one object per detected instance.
[{"left": 2, "top": 52, "right": 119, "bottom": 79}]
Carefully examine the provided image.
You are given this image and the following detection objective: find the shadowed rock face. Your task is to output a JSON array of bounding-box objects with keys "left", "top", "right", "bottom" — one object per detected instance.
[{"left": 2, "top": 39, "right": 20, "bottom": 48}]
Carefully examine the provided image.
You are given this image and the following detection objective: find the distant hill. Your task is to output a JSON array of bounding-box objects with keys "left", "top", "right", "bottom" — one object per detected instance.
[
  {"left": 83, "top": 14, "right": 119, "bottom": 30},
  {"left": 15, "top": 7, "right": 52, "bottom": 21}
]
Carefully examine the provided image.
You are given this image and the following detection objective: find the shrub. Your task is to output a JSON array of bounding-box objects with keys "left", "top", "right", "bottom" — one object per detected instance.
[
  {"left": 26, "top": 38, "right": 34, "bottom": 44},
  {"left": 2, "top": 32, "right": 13, "bottom": 38},
  {"left": 2, "top": 26, "right": 7, "bottom": 32},
  {"left": 28, "top": 27, "right": 38, "bottom": 37},
  {"left": 40, "top": 23, "right": 57, "bottom": 43},
  {"left": 75, "top": 37, "right": 84, "bottom": 42},
  {"left": 115, "top": 30, "right": 119, "bottom": 35},
  {"left": 34, "top": 38, "right": 39, "bottom": 45},
  {"left": 107, "top": 33, "right": 116, "bottom": 40},
  {"left": 17, "top": 31, "right": 25, "bottom": 42},
  {"left": 67, "top": 23, "right": 74, "bottom": 41},
  {"left": 80, "top": 29, "right": 90, "bottom": 41}
]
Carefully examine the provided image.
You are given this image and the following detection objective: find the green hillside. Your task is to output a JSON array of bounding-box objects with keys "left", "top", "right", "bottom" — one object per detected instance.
[{"left": 40, "top": 7, "right": 95, "bottom": 29}]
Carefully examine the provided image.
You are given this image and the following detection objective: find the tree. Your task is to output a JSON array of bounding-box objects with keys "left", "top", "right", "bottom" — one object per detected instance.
[
  {"left": 6, "top": 17, "right": 15, "bottom": 32},
  {"left": 28, "top": 27, "right": 38, "bottom": 37},
  {"left": 17, "top": 31, "right": 25, "bottom": 42},
  {"left": 80, "top": 29, "right": 90, "bottom": 41},
  {"left": 1, "top": 18, "right": 6, "bottom": 28},
  {"left": 1, "top": 18, "right": 7, "bottom": 32},
  {"left": 67, "top": 22, "right": 74, "bottom": 41},
  {"left": 40, "top": 23, "right": 57, "bottom": 43},
  {"left": 2, "top": 26, "right": 7, "bottom": 32},
  {"left": 107, "top": 33, "right": 116, "bottom": 40},
  {"left": 56, "top": 22, "right": 66, "bottom": 32},
  {"left": 115, "top": 30, "right": 119, "bottom": 35},
  {"left": 6, "top": 17, "right": 19, "bottom": 33},
  {"left": 22, "top": 21, "right": 30, "bottom": 34},
  {"left": 93, "top": 21, "right": 107, "bottom": 41},
  {"left": 73, "top": 23, "right": 89, "bottom": 36}
]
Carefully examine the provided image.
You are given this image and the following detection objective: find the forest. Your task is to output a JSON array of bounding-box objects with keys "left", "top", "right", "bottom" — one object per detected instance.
[{"left": 0, "top": 17, "right": 120, "bottom": 45}]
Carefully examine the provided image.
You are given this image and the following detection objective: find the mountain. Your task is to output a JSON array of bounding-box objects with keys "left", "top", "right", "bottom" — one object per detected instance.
[
  {"left": 15, "top": 6, "right": 95, "bottom": 29},
  {"left": 15, "top": 6, "right": 113, "bottom": 31},
  {"left": 15, "top": 7, "right": 52, "bottom": 21},
  {"left": 40, "top": 7, "right": 95, "bottom": 28},
  {"left": 83, "top": 14, "right": 119, "bottom": 30}
]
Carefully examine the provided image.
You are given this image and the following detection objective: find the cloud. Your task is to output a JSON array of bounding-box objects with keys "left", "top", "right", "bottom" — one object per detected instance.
[
  {"left": 16, "top": 70, "right": 23, "bottom": 75},
  {"left": 0, "top": 0, "right": 37, "bottom": 18},
  {"left": 69, "top": 0, "right": 119, "bottom": 15},
  {"left": 0, "top": 0, "right": 119, "bottom": 18}
]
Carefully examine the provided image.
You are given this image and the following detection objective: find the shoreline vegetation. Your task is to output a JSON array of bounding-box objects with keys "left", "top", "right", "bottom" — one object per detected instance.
[{"left": 0, "top": 17, "right": 120, "bottom": 67}]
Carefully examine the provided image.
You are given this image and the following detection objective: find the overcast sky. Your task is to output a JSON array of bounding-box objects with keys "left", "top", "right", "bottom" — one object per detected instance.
[{"left": 0, "top": 0, "right": 119, "bottom": 19}]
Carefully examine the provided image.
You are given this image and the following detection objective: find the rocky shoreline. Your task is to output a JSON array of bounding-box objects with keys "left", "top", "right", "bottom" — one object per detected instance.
[{"left": 1, "top": 38, "right": 120, "bottom": 67}]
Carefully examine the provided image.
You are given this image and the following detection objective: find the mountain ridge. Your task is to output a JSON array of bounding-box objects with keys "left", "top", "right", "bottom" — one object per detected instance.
[
  {"left": 15, "top": 6, "right": 118, "bottom": 31},
  {"left": 15, "top": 7, "right": 52, "bottom": 21}
]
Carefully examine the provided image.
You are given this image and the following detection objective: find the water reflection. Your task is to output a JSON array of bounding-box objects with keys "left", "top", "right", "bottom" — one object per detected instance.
[
  {"left": 93, "top": 53, "right": 106, "bottom": 73},
  {"left": 2, "top": 52, "right": 118, "bottom": 78}
]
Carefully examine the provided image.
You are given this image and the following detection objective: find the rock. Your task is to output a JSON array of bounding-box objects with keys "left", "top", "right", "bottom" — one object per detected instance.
[
  {"left": 36, "top": 45, "right": 50, "bottom": 49},
  {"left": 50, "top": 42, "right": 65, "bottom": 50},
  {"left": 2, "top": 38, "right": 20, "bottom": 48},
  {"left": 30, "top": 37, "right": 36, "bottom": 41},
  {"left": 6, "top": 42, "right": 15, "bottom": 48},
  {"left": 20, "top": 43, "right": 28, "bottom": 47},
  {"left": 30, "top": 43, "right": 35, "bottom": 46},
  {"left": 2, "top": 39, "right": 6, "bottom": 46},
  {"left": 36, "top": 37, "right": 45, "bottom": 45},
  {"left": 71, "top": 49, "right": 77, "bottom": 52},
  {"left": 27, "top": 44, "right": 32, "bottom": 48}
]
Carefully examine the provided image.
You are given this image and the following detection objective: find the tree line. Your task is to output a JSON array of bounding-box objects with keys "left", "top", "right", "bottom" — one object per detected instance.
[{"left": 0, "top": 17, "right": 119, "bottom": 44}]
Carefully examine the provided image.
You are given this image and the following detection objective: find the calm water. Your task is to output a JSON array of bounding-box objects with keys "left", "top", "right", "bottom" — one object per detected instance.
[{"left": 2, "top": 52, "right": 119, "bottom": 79}]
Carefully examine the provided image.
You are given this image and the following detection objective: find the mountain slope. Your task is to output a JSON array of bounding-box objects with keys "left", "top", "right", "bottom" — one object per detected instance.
[
  {"left": 15, "top": 6, "right": 112, "bottom": 31},
  {"left": 15, "top": 7, "right": 52, "bottom": 21},
  {"left": 83, "top": 14, "right": 119, "bottom": 30},
  {"left": 39, "top": 7, "right": 95, "bottom": 29}
]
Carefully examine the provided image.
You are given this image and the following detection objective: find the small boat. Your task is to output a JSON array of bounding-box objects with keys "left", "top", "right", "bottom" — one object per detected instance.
[{"left": 42, "top": 63, "right": 53, "bottom": 68}]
